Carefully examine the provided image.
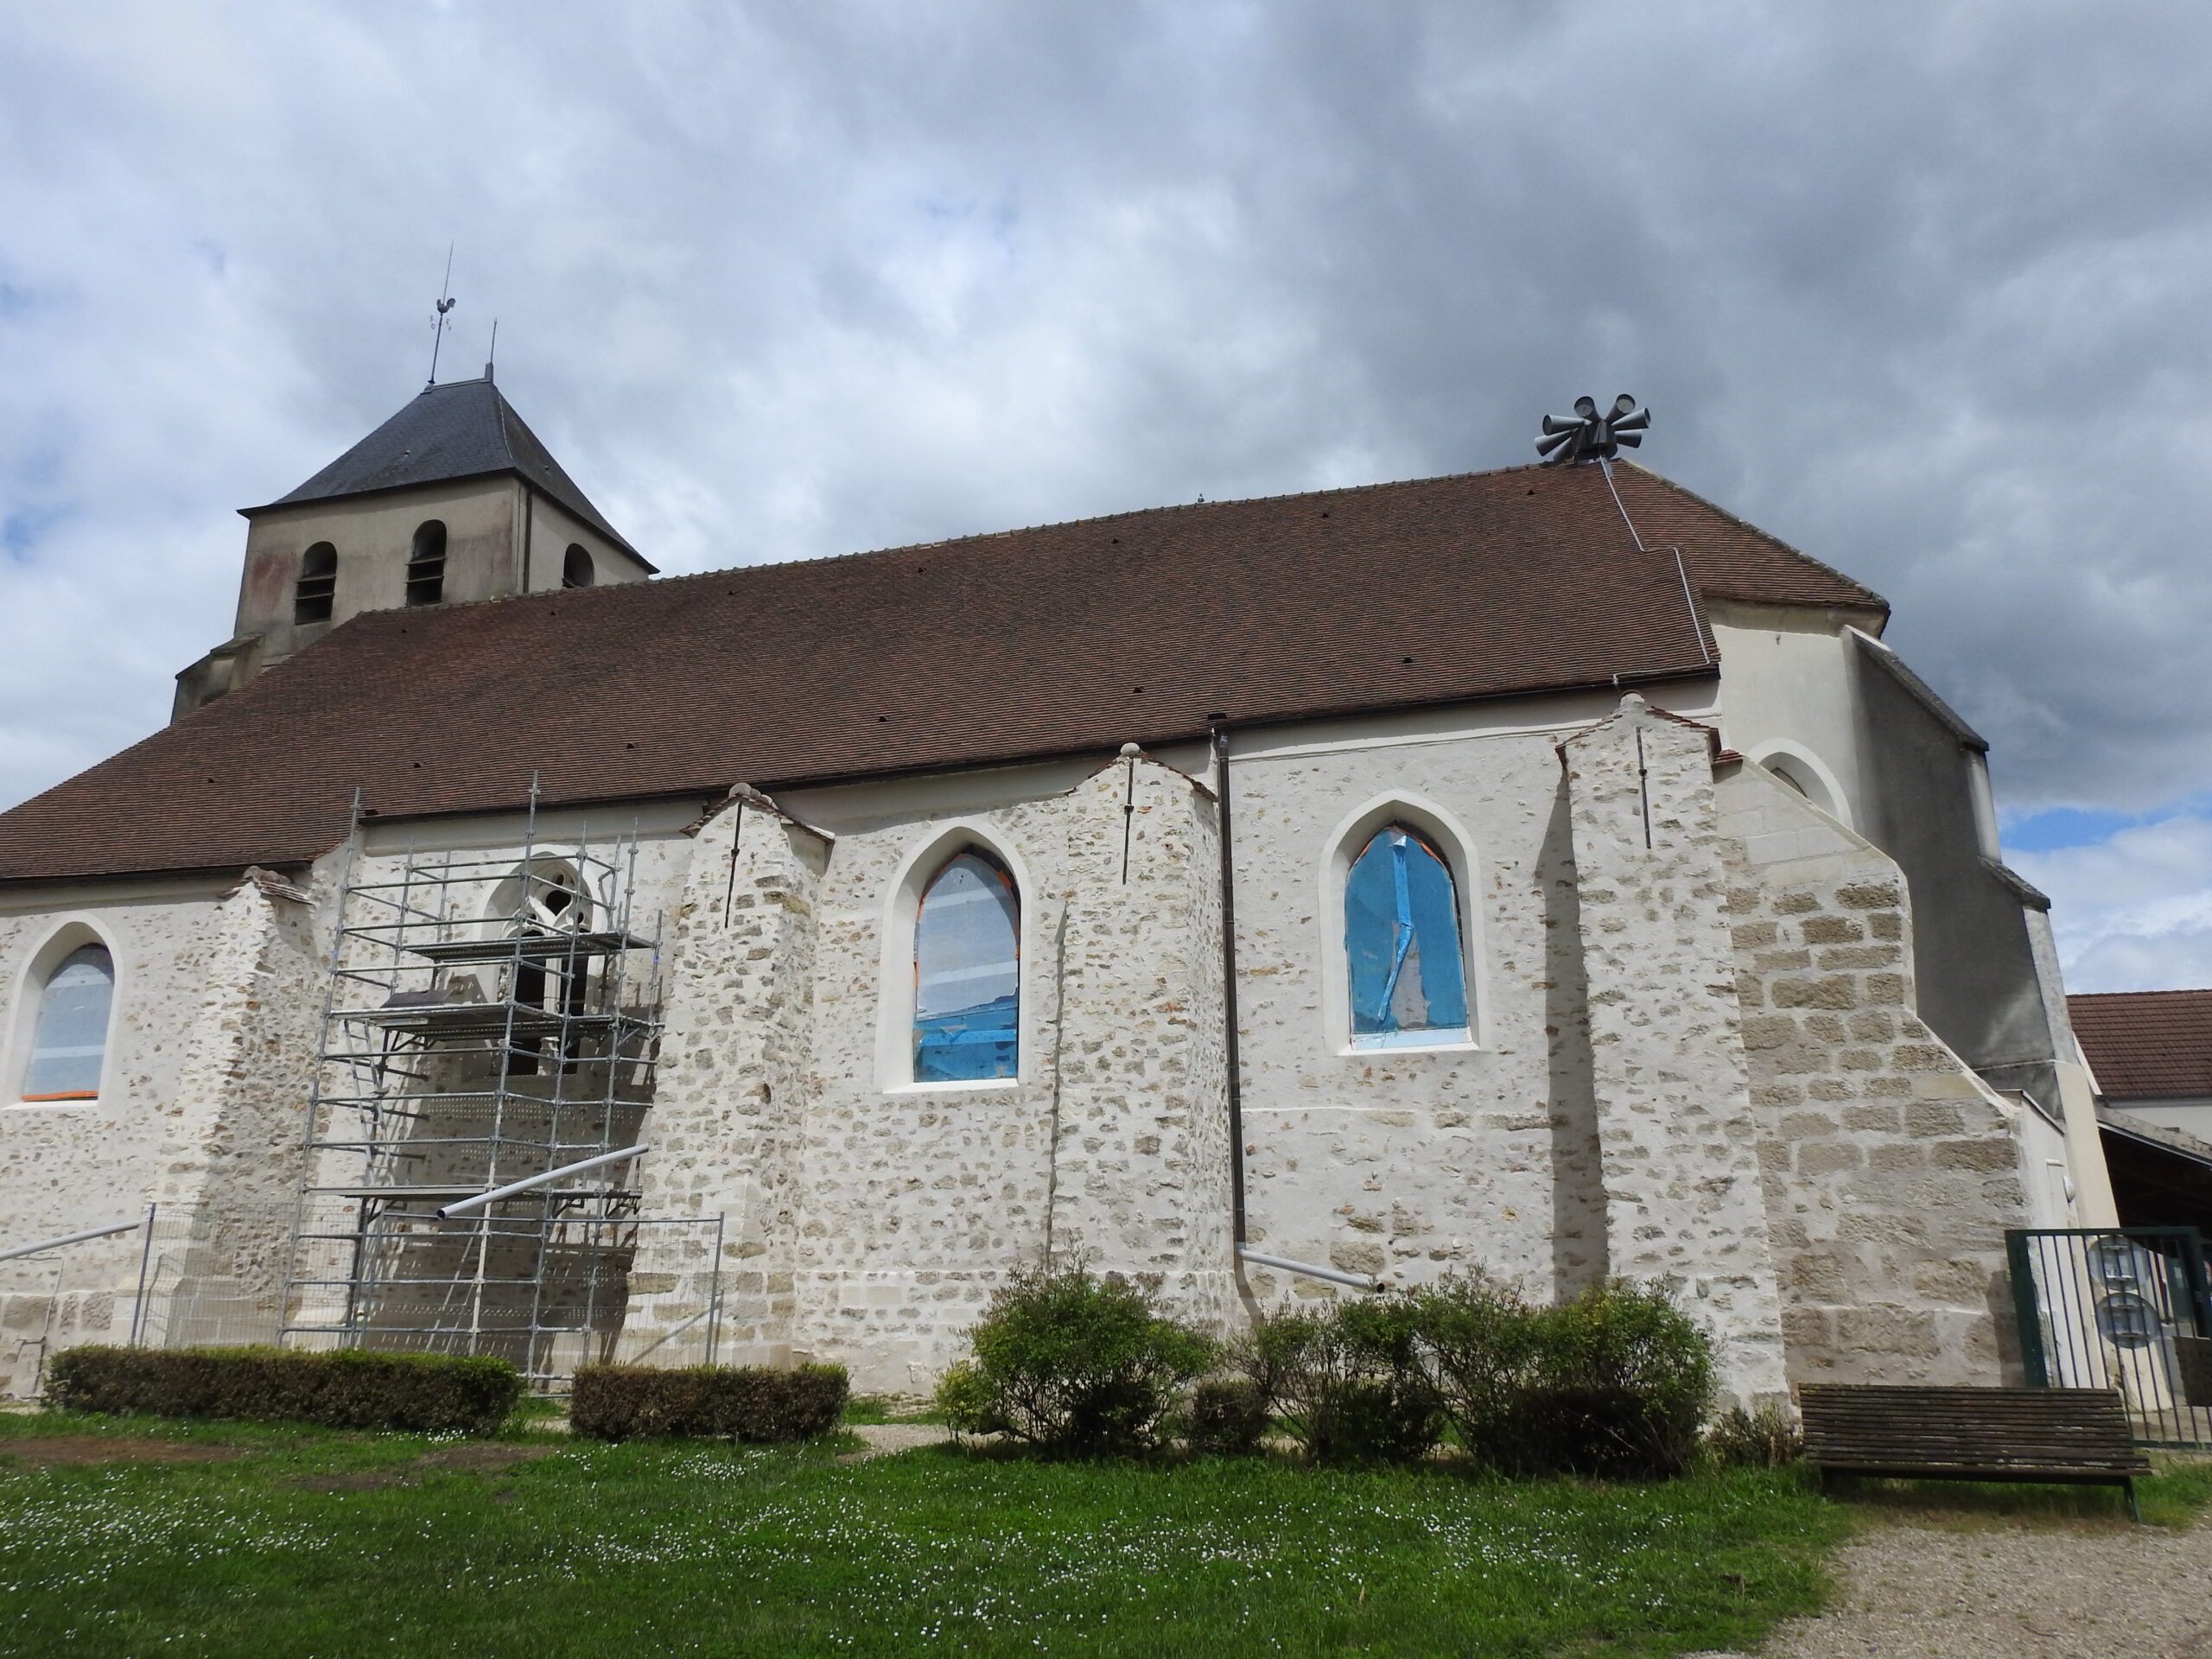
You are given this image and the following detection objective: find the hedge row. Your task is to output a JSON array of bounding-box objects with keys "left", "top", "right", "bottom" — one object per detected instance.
[
  {"left": 44, "top": 1345, "right": 522, "bottom": 1435},
  {"left": 938, "top": 1266, "right": 1720, "bottom": 1474},
  {"left": 1249, "top": 1278, "right": 1717, "bottom": 1476},
  {"left": 569, "top": 1363, "right": 849, "bottom": 1442}
]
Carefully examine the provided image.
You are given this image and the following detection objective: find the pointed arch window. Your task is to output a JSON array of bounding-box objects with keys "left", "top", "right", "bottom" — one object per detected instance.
[
  {"left": 22, "top": 944, "right": 115, "bottom": 1100},
  {"left": 1344, "top": 825, "right": 1470, "bottom": 1048},
  {"left": 406, "top": 521, "right": 447, "bottom": 607},
  {"left": 294, "top": 543, "right": 337, "bottom": 624},
  {"left": 913, "top": 851, "right": 1020, "bottom": 1083}
]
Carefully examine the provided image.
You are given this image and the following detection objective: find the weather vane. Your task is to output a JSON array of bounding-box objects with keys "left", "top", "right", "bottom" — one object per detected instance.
[
  {"left": 1535, "top": 394, "right": 1649, "bottom": 465},
  {"left": 426, "top": 244, "right": 458, "bottom": 389}
]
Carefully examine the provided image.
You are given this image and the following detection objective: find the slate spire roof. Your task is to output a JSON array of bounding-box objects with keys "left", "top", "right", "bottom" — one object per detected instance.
[
  {"left": 0, "top": 461, "right": 1885, "bottom": 886},
  {"left": 243, "top": 376, "right": 645, "bottom": 562}
]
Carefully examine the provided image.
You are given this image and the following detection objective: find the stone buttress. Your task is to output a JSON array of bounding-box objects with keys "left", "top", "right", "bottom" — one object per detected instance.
[
  {"left": 1033, "top": 753, "right": 1235, "bottom": 1334},
  {"left": 1717, "top": 760, "right": 2039, "bottom": 1384},
  {"left": 619, "top": 787, "right": 827, "bottom": 1365},
  {"left": 1560, "top": 696, "right": 1789, "bottom": 1404},
  {"left": 126, "top": 868, "right": 324, "bottom": 1352}
]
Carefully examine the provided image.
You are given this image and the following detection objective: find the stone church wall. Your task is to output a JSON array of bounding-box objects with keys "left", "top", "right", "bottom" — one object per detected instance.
[
  {"left": 1560, "top": 698, "right": 1789, "bottom": 1405},
  {"left": 0, "top": 870, "right": 329, "bottom": 1394},
  {"left": 1224, "top": 711, "right": 1617, "bottom": 1312},
  {"left": 0, "top": 885, "right": 233, "bottom": 1392},
  {"left": 622, "top": 789, "right": 829, "bottom": 1365},
  {"left": 137, "top": 869, "right": 329, "bottom": 1351},
  {"left": 779, "top": 755, "right": 1234, "bottom": 1394},
  {"left": 1718, "top": 761, "right": 2037, "bottom": 1385},
  {"left": 0, "top": 685, "right": 2063, "bottom": 1403}
]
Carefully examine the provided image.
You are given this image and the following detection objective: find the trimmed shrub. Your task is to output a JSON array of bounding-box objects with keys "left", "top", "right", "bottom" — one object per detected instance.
[
  {"left": 1707, "top": 1401, "right": 1803, "bottom": 1469},
  {"left": 43, "top": 1344, "right": 521, "bottom": 1435},
  {"left": 1415, "top": 1277, "right": 1715, "bottom": 1479},
  {"left": 1407, "top": 1274, "right": 1547, "bottom": 1463},
  {"left": 1249, "top": 1300, "right": 1442, "bottom": 1465},
  {"left": 935, "top": 1359, "right": 1007, "bottom": 1438},
  {"left": 942, "top": 1263, "right": 1217, "bottom": 1455},
  {"left": 1185, "top": 1379, "right": 1270, "bottom": 1456},
  {"left": 569, "top": 1363, "right": 849, "bottom": 1442},
  {"left": 1516, "top": 1281, "right": 1714, "bottom": 1478}
]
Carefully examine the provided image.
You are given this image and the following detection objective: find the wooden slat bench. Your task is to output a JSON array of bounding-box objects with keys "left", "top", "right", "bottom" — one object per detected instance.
[{"left": 1799, "top": 1383, "right": 2152, "bottom": 1521}]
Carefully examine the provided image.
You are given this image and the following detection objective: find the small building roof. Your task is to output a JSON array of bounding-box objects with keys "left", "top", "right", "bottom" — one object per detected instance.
[
  {"left": 2071, "top": 988, "right": 2212, "bottom": 1100},
  {"left": 243, "top": 377, "right": 648, "bottom": 564},
  {"left": 0, "top": 460, "right": 1884, "bottom": 885}
]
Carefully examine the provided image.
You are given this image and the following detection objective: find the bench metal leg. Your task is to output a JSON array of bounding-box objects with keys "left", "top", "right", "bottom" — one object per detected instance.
[{"left": 2125, "top": 1477, "right": 2141, "bottom": 1525}]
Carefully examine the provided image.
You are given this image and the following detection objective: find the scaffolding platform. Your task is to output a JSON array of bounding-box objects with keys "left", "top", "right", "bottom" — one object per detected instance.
[
  {"left": 404, "top": 930, "right": 653, "bottom": 965},
  {"left": 276, "top": 805, "right": 719, "bottom": 1389}
]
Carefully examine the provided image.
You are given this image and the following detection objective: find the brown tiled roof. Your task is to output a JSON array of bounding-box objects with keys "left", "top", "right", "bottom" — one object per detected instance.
[
  {"left": 0, "top": 461, "right": 1884, "bottom": 884},
  {"left": 2071, "top": 989, "right": 2212, "bottom": 1100}
]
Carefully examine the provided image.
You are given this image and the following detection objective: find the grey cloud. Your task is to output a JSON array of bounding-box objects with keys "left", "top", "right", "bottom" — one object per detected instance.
[{"left": 3, "top": 0, "right": 2209, "bottom": 840}]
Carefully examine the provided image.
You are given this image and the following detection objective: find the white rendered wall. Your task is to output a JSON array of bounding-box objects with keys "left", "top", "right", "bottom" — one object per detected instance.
[{"left": 1707, "top": 603, "right": 1868, "bottom": 828}]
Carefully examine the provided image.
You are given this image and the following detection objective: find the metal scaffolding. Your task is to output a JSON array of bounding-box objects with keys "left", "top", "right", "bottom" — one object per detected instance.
[{"left": 280, "top": 807, "right": 717, "bottom": 1388}]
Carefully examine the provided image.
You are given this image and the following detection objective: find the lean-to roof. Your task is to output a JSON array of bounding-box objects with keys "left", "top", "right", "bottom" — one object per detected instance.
[{"left": 2071, "top": 989, "right": 2212, "bottom": 1101}]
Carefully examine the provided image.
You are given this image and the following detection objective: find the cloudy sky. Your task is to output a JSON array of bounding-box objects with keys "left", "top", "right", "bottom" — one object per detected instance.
[{"left": 3, "top": 3, "right": 2209, "bottom": 989}]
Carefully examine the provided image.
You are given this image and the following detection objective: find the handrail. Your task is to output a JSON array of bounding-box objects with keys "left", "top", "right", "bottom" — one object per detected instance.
[
  {"left": 435, "top": 1144, "right": 649, "bottom": 1218},
  {"left": 1236, "top": 1246, "right": 1379, "bottom": 1293},
  {"left": 0, "top": 1218, "right": 142, "bottom": 1263}
]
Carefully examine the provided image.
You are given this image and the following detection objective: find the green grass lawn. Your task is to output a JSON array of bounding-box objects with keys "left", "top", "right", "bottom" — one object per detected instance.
[
  {"left": 9, "top": 1412, "right": 2200, "bottom": 1659},
  {"left": 0, "top": 1409, "right": 1850, "bottom": 1659}
]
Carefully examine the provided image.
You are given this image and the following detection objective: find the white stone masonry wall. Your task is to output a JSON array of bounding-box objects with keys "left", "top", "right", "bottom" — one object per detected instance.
[
  {"left": 1223, "top": 729, "right": 1606, "bottom": 1313},
  {"left": 1718, "top": 763, "right": 2035, "bottom": 1384},
  {"left": 1029, "top": 756, "right": 1233, "bottom": 1332},
  {"left": 1560, "top": 696, "right": 1789, "bottom": 1405},
  {"left": 781, "top": 756, "right": 1232, "bottom": 1390},
  {"left": 140, "top": 868, "right": 328, "bottom": 1351},
  {"left": 622, "top": 790, "right": 826, "bottom": 1365}
]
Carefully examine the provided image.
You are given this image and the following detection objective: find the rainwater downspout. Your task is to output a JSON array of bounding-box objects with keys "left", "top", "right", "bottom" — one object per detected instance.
[{"left": 1211, "top": 726, "right": 1247, "bottom": 1245}]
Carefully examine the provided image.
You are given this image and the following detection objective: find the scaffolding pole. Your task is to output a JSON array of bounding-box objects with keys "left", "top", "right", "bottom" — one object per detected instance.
[{"left": 275, "top": 796, "right": 696, "bottom": 1389}]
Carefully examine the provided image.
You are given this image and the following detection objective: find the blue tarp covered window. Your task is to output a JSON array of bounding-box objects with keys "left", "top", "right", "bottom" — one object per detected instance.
[
  {"left": 1345, "top": 826, "right": 1469, "bottom": 1048},
  {"left": 22, "top": 944, "right": 114, "bottom": 1100},
  {"left": 913, "top": 851, "right": 1020, "bottom": 1082}
]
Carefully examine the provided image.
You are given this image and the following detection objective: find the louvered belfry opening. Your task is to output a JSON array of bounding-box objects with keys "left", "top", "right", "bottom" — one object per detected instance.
[
  {"left": 404, "top": 520, "right": 447, "bottom": 606},
  {"left": 293, "top": 543, "right": 338, "bottom": 625}
]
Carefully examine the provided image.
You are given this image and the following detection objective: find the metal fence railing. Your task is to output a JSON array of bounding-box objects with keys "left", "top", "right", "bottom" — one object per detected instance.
[
  {"left": 2007, "top": 1227, "right": 2212, "bottom": 1451},
  {"left": 2, "top": 1198, "right": 724, "bottom": 1398}
]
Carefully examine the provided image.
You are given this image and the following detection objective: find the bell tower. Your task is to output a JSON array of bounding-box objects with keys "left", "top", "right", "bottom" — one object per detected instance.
[{"left": 174, "top": 368, "right": 656, "bottom": 720}]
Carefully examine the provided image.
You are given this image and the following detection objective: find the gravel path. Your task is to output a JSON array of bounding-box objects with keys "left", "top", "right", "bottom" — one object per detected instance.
[
  {"left": 840, "top": 1422, "right": 953, "bottom": 1460},
  {"left": 1693, "top": 1516, "right": 2212, "bottom": 1659}
]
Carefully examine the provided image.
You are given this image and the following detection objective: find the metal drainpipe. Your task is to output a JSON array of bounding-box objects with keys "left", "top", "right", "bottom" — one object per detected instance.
[
  {"left": 1212, "top": 726, "right": 1247, "bottom": 1244},
  {"left": 519, "top": 483, "right": 535, "bottom": 592}
]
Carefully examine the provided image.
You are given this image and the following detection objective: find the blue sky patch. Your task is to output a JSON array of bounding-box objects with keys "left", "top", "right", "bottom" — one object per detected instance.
[{"left": 2004, "top": 797, "right": 2212, "bottom": 853}]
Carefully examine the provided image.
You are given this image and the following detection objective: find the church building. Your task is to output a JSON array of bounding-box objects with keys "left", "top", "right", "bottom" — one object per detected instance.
[{"left": 0, "top": 373, "right": 2117, "bottom": 1402}]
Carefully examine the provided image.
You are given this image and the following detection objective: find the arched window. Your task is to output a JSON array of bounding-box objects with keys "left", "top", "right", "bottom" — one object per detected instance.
[
  {"left": 912, "top": 851, "right": 1020, "bottom": 1083},
  {"left": 1344, "top": 825, "right": 1469, "bottom": 1048},
  {"left": 22, "top": 944, "right": 114, "bottom": 1100},
  {"left": 406, "top": 521, "right": 447, "bottom": 607},
  {"left": 500, "top": 865, "right": 589, "bottom": 1077},
  {"left": 1752, "top": 747, "right": 1846, "bottom": 823},
  {"left": 294, "top": 543, "right": 337, "bottom": 624},
  {"left": 562, "top": 544, "right": 594, "bottom": 588}
]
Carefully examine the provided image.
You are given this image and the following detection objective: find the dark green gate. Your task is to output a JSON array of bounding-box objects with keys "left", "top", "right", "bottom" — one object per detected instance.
[{"left": 2006, "top": 1227, "right": 2212, "bottom": 1450}]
